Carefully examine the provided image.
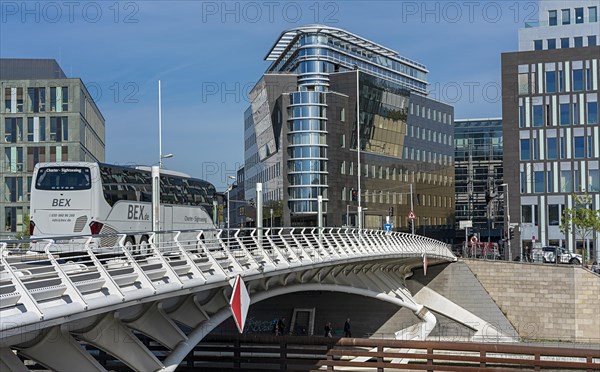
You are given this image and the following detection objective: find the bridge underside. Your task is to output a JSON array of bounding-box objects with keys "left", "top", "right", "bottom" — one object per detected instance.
[
  {"left": 2, "top": 258, "right": 441, "bottom": 372},
  {"left": 1, "top": 228, "right": 460, "bottom": 371}
]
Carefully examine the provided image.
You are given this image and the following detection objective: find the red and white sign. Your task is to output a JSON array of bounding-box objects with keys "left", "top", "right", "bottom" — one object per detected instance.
[
  {"left": 408, "top": 210, "right": 416, "bottom": 220},
  {"left": 229, "top": 275, "right": 250, "bottom": 333},
  {"left": 423, "top": 253, "right": 428, "bottom": 276}
]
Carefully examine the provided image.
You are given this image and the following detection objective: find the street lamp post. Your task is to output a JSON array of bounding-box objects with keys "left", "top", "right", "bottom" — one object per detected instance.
[
  {"left": 226, "top": 176, "right": 236, "bottom": 232},
  {"left": 500, "top": 183, "right": 512, "bottom": 261},
  {"left": 356, "top": 69, "right": 363, "bottom": 230}
]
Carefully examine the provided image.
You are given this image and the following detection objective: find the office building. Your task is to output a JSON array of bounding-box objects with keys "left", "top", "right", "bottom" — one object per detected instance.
[
  {"left": 1, "top": 59, "right": 105, "bottom": 239},
  {"left": 454, "top": 118, "right": 504, "bottom": 245},
  {"left": 502, "top": 1, "right": 599, "bottom": 259},
  {"left": 244, "top": 26, "right": 455, "bottom": 238}
]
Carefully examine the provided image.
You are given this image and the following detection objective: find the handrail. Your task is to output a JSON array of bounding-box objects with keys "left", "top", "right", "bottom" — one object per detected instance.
[
  {"left": 0, "top": 228, "right": 454, "bottom": 334},
  {"left": 197, "top": 334, "right": 600, "bottom": 371}
]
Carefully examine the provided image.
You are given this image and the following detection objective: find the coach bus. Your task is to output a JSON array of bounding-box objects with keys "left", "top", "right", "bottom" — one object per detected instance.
[{"left": 29, "top": 162, "right": 216, "bottom": 253}]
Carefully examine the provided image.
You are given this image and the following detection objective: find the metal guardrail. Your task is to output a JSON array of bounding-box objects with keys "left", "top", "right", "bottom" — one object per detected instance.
[
  {"left": 190, "top": 334, "right": 600, "bottom": 371},
  {"left": 0, "top": 228, "right": 455, "bottom": 333}
]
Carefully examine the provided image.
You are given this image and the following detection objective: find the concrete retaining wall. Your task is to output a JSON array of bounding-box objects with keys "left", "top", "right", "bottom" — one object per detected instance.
[{"left": 464, "top": 260, "right": 600, "bottom": 342}]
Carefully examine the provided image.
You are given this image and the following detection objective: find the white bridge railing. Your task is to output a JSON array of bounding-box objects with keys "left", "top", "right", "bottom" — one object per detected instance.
[{"left": 0, "top": 228, "right": 454, "bottom": 333}]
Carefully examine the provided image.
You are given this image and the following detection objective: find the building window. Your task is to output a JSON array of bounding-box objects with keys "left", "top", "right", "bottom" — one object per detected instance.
[
  {"left": 588, "top": 102, "right": 598, "bottom": 124},
  {"left": 534, "top": 40, "right": 543, "bottom": 50},
  {"left": 532, "top": 138, "right": 539, "bottom": 160},
  {"left": 562, "top": 9, "right": 571, "bottom": 24},
  {"left": 547, "top": 39, "right": 556, "bottom": 49},
  {"left": 589, "top": 169, "right": 600, "bottom": 192},
  {"left": 340, "top": 134, "right": 345, "bottom": 148},
  {"left": 558, "top": 70, "right": 565, "bottom": 91},
  {"left": 340, "top": 108, "right": 345, "bottom": 122},
  {"left": 27, "top": 88, "right": 46, "bottom": 113},
  {"left": 561, "top": 170, "right": 573, "bottom": 192},
  {"left": 50, "top": 117, "right": 68, "bottom": 142},
  {"left": 547, "top": 170, "right": 554, "bottom": 193},
  {"left": 573, "top": 69, "right": 584, "bottom": 91},
  {"left": 533, "top": 105, "right": 544, "bottom": 127},
  {"left": 575, "top": 170, "right": 582, "bottom": 192},
  {"left": 560, "top": 137, "right": 566, "bottom": 158},
  {"left": 590, "top": 6, "right": 598, "bottom": 22},
  {"left": 549, "top": 10, "right": 558, "bottom": 26},
  {"left": 547, "top": 137, "right": 558, "bottom": 159},
  {"left": 574, "top": 136, "right": 585, "bottom": 158},
  {"left": 574, "top": 37, "right": 583, "bottom": 48},
  {"left": 589, "top": 35, "right": 597, "bottom": 46},
  {"left": 341, "top": 187, "right": 346, "bottom": 201},
  {"left": 341, "top": 160, "right": 346, "bottom": 175},
  {"left": 4, "top": 118, "right": 23, "bottom": 143},
  {"left": 559, "top": 103, "right": 570, "bottom": 125},
  {"left": 560, "top": 38, "right": 569, "bottom": 48},
  {"left": 587, "top": 136, "right": 593, "bottom": 158},
  {"left": 575, "top": 7, "right": 584, "bottom": 23},
  {"left": 522, "top": 205, "right": 533, "bottom": 223},
  {"left": 50, "top": 87, "right": 69, "bottom": 112},
  {"left": 545, "top": 71, "right": 557, "bottom": 93},
  {"left": 520, "top": 139, "right": 531, "bottom": 160},
  {"left": 534, "top": 171, "right": 544, "bottom": 193},
  {"left": 573, "top": 103, "right": 579, "bottom": 125},
  {"left": 548, "top": 204, "right": 560, "bottom": 225},
  {"left": 27, "top": 117, "right": 46, "bottom": 142}
]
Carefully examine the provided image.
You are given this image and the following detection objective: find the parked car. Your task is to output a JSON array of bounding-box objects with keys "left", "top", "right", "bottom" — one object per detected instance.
[{"left": 531, "top": 246, "right": 582, "bottom": 265}]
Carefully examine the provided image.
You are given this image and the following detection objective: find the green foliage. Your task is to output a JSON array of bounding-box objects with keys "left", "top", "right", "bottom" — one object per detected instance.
[
  {"left": 264, "top": 200, "right": 283, "bottom": 217},
  {"left": 560, "top": 192, "right": 600, "bottom": 243},
  {"left": 15, "top": 214, "right": 30, "bottom": 240}
]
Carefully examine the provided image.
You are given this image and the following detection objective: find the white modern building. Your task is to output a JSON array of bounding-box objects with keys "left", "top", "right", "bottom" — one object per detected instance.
[{"left": 502, "top": 1, "right": 599, "bottom": 260}]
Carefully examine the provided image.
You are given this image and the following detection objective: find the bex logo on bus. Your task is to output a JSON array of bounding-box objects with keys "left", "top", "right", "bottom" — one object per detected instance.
[
  {"left": 52, "top": 198, "right": 71, "bottom": 207},
  {"left": 127, "top": 205, "right": 150, "bottom": 221}
]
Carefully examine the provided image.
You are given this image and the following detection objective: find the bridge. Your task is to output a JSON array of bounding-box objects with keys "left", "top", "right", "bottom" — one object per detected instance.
[{"left": 0, "top": 228, "right": 455, "bottom": 371}]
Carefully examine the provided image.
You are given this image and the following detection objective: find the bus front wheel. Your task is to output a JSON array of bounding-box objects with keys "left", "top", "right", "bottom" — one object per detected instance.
[
  {"left": 124, "top": 236, "right": 136, "bottom": 255},
  {"left": 139, "top": 235, "right": 150, "bottom": 255}
]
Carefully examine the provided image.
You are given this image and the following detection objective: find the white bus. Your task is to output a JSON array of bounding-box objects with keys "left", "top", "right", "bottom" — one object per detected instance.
[{"left": 29, "top": 162, "right": 217, "bottom": 253}]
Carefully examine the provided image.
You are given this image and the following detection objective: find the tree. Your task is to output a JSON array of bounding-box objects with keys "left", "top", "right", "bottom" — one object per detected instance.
[
  {"left": 560, "top": 193, "right": 600, "bottom": 264},
  {"left": 15, "top": 213, "right": 30, "bottom": 240}
]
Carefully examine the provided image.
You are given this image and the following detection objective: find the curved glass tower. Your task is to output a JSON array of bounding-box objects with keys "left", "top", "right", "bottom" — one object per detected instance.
[
  {"left": 245, "top": 25, "right": 454, "bottom": 229},
  {"left": 265, "top": 26, "right": 428, "bottom": 217}
]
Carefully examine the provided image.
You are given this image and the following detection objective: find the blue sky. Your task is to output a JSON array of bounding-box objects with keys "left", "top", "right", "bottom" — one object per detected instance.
[{"left": 1, "top": 0, "right": 538, "bottom": 189}]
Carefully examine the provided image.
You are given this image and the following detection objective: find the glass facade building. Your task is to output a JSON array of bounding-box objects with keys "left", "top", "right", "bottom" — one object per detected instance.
[
  {"left": 454, "top": 119, "right": 504, "bottom": 244},
  {"left": 503, "top": 1, "right": 600, "bottom": 260},
  {"left": 244, "top": 26, "right": 454, "bottom": 236},
  {"left": 0, "top": 59, "right": 105, "bottom": 238}
]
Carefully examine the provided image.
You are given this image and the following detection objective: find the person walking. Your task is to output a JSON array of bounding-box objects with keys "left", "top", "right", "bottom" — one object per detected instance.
[
  {"left": 344, "top": 318, "right": 351, "bottom": 338},
  {"left": 324, "top": 322, "right": 332, "bottom": 337},
  {"left": 277, "top": 318, "right": 286, "bottom": 335}
]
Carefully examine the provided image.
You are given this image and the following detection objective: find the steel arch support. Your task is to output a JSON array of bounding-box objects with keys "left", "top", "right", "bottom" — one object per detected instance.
[
  {"left": 159, "top": 283, "right": 436, "bottom": 372},
  {"left": 167, "top": 295, "right": 209, "bottom": 328},
  {"left": 126, "top": 302, "right": 187, "bottom": 350},
  {"left": 0, "top": 348, "right": 28, "bottom": 372},
  {"left": 19, "top": 326, "right": 105, "bottom": 372},
  {"left": 76, "top": 312, "right": 163, "bottom": 371}
]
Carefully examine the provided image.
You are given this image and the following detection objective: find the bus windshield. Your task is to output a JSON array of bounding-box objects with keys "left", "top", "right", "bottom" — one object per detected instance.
[{"left": 36, "top": 167, "right": 92, "bottom": 190}]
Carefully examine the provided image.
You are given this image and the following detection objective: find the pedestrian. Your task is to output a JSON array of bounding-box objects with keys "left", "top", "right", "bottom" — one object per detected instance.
[
  {"left": 344, "top": 318, "right": 351, "bottom": 338},
  {"left": 277, "top": 318, "right": 286, "bottom": 335},
  {"left": 591, "top": 261, "right": 599, "bottom": 274},
  {"left": 324, "top": 321, "right": 332, "bottom": 337}
]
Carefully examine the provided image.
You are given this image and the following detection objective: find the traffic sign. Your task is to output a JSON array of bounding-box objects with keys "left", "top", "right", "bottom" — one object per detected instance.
[
  {"left": 229, "top": 275, "right": 250, "bottom": 333},
  {"left": 383, "top": 223, "right": 393, "bottom": 232},
  {"left": 408, "top": 210, "right": 416, "bottom": 220}
]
